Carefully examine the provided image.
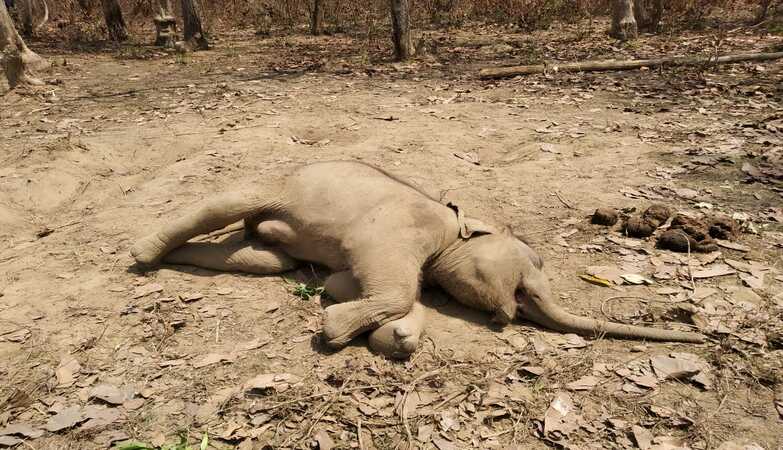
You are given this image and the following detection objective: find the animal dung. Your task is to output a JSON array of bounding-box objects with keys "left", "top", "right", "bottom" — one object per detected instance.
[
  {"left": 591, "top": 208, "right": 619, "bottom": 226},
  {"left": 656, "top": 229, "right": 718, "bottom": 253},
  {"left": 708, "top": 215, "right": 739, "bottom": 240},
  {"left": 624, "top": 204, "right": 672, "bottom": 238},
  {"left": 625, "top": 216, "right": 656, "bottom": 238},
  {"left": 654, "top": 214, "right": 741, "bottom": 253}
]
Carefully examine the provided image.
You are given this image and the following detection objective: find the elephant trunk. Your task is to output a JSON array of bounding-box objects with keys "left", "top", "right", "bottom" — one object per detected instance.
[{"left": 519, "top": 292, "right": 705, "bottom": 343}]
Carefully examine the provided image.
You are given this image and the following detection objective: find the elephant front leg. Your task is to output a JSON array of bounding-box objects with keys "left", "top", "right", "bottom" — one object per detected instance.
[
  {"left": 324, "top": 270, "right": 426, "bottom": 359},
  {"left": 321, "top": 254, "right": 422, "bottom": 349},
  {"left": 368, "top": 301, "right": 426, "bottom": 359}
]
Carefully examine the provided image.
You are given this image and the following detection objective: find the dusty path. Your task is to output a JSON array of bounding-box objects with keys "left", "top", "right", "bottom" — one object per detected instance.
[{"left": 1, "top": 24, "right": 782, "bottom": 449}]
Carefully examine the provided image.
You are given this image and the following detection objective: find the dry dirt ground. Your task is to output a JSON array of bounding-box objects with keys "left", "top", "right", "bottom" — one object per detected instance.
[{"left": 1, "top": 20, "right": 782, "bottom": 450}]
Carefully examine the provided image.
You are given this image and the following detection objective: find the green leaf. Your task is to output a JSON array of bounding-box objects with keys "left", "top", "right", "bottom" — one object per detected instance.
[
  {"left": 199, "top": 432, "right": 209, "bottom": 450},
  {"left": 114, "top": 442, "right": 154, "bottom": 450}
]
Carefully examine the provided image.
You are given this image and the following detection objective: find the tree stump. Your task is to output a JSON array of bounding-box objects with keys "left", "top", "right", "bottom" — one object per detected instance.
[{"left": 154, "top": 15, "right": 177, "bottom": 47}]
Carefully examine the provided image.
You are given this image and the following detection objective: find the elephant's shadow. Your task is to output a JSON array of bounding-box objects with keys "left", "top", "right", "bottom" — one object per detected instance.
[{"left": 127, "top": 234, "right": 501, "bottom": 357}]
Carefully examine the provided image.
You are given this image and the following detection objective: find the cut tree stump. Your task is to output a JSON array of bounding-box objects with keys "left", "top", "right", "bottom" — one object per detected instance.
[{"left": 479, "top": 51, "right": 783, "bottom": 79}]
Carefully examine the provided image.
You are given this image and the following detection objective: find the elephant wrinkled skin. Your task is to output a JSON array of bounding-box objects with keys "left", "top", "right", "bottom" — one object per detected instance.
[{"left": 131, "top": 161, "right": 704, "bottom": 358}]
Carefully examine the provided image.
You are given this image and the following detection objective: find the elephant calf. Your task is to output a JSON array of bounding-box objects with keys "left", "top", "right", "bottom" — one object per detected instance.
[{"left": 131, "top": 161, "right": 703, "bottom": 358}]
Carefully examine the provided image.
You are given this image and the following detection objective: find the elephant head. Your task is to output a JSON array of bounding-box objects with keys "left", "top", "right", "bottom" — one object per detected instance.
[{"left": 430, "top": 223, "right": 704, "bottom": 343}]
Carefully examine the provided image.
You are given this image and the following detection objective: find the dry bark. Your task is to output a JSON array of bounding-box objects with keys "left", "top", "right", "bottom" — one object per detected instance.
[
  {"left": 153, "top": 0, "right": 177, "bottom": 47},
  {"left": 101, "top": 0, "right": 128, "bottom": 41},
  {"left": 310, "top": 0, "right": 324, "bottom": 35},
  {"left": 479, "top": 51, "right": 783, "bottom": 79},
  {"left": 18, "top": 0, "right": 33, "bottom": 36},
  {"left": 389, "top": 0, "right": 414, "bottom": 61},
  {"left": 181, "top": 0, "right": 208, "bottom": 50},
  {"left": 634, "top": 0, "right": 663, "bottom": 32},
  {"left": 611, "top": 0, "right": 637, "bottom": 41},
  {"left": 254, "top": 0, "right": 272, "bottom": 36},
  {"left": 1, "top": 0, "right": 46, "bottom": 88}
]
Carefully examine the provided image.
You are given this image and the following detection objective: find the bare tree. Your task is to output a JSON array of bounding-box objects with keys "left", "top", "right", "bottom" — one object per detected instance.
[
  {"left": 181, "top": 0, "right": 208, "bottom": 50},
  {"left": 389, "top": 0, "right": 413, "bottom": 60},
  {"left": 101, "top": 0, "right": 128, "bottom": 41},
  {"left": 611, "top": 0, "right": 637, "bottom": 41},
  {"left": 634, "top": 0, "right": 663, "bottom": 32},
  {"left": 310, "top": 0, "right": 324, "bottom": 35},
  {"left": 17, "top": 0, "right": 47, "bottom": 37},
  {"left": 153, "top": 0, "right": 176, "bottom": 47},
  {"left": 1, "top": 0, "right": 46, "bottom": 88},
  {"left": 254, "top": 0, "right": 272, "bottom": 36}
]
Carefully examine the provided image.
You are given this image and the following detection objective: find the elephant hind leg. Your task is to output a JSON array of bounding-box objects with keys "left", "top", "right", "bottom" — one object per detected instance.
[
  {"left": 131, "top": 188, "right": 285, "bottom": 265},
  {"left": 164, "top": 240, "right": 298, "bottom": 275}
]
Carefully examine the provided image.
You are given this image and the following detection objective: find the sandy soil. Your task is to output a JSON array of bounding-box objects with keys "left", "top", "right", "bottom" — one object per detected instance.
[{"left": 1, "top": 21, "right": 782, "bottom": 450}]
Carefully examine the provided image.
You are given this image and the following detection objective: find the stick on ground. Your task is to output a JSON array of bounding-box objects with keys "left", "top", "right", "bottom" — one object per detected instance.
[{"left": 479, "top": 51, "right": 783, "bottom": 79}]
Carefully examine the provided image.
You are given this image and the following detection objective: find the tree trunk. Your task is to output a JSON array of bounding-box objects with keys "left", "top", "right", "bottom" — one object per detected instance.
[
  {"left": 0, "top": 0, "right": 46, "bottom": 88},
  {"left": 254, "top": 0, "right": 272, "bottom": 36},
  {"left": 101, "top": 0, "right": 127, "bottom": 41},
  {"left": 18, "top": 0, "right": 33, "bottom": 36},
  {"left": 610, "top": 0, "right": 637, "bottom": 41},
  {"left": 153, "top": 0, "right": 176, "bottom": 47},
  {"left": 389, "top": 0, "right": 413, "bottom": 61},
  {"left": 634, "top": 0, "right": 663, "bottom": 32},
  {"left": 310, "top": 0, "right": 324, "bottom": 35},
  {"left": 181, "top": 0, "right": 208, "bottom": 50}
]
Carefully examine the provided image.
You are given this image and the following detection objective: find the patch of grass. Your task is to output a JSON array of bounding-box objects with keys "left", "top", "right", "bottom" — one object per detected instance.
[
  {"left": 175, "top": 52, "right": 192, "bottom": 65},
  {"left": 115, "top": 432, "right": 209, "bottom": 450},
  {"left": 289, "top": 281, "right": 325, "bottom": 301}
]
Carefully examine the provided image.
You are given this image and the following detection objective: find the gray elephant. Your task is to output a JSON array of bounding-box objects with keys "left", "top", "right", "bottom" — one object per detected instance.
[{"left": 131, "top": 161, "right": 703, "bottom": 358}]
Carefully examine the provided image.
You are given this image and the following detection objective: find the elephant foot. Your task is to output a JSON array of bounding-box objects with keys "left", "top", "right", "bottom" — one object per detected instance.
[
  {"left": 322, "top": 300, "right": 405, "bottom": 349},
  {"left": 130, "top": 233, "right": 169, "bottom": 265},
  {"left": 368, "top": 302, "right": 426, "bottom": 359}
]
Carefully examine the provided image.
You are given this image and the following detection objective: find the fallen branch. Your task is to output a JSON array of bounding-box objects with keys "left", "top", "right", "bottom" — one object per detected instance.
[{"left": 479, "top": 51, "right": 783, "bottom": 79}]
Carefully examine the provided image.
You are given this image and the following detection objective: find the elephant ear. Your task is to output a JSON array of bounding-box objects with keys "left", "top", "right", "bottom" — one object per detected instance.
[{"left": 447, "top": 202, "right": 499, "bottom": 239}]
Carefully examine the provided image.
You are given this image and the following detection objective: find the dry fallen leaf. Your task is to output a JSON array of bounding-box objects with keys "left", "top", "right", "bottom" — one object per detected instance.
[
  {"left": 650, "top": 353, "right": 710, "bottom": 388},
  {"left": 432, "top": 438, "right": 459, "bottom": 450},
  {"left": 586, "top": 265, "right": 624, "bottom": 285},
  {"left": 632, "top": 425, "right": 653, "bottom": 450},
  {"left": 179, "top": 292, "right": 204, "bottom": 303},
  {"left": 691, "top": 264, "right": 737, "bottom": 279},
  {"left": 543, "top": 391, "right": 579, "bottom": 439},
  {"left": 80, "top": 406, "right": 122, "bottom": 430},
  {"left": 313, "top": 429, "right": 335, "bottom": 450},
  {"left": 0, "top": 423, "right": 44, "bottom": 439},
  {"left": 0, "top": 436, "right": 22, "bottom": 447},
  {"left": 566, "top": 375, "right": 599, "bottom": 391},
  {"left": 192, "top": 352, "right": 237, "bottom": 368},
  {"left": 715, "top": 441, "right": 764, "bottom": 450},
  {"left": 44, "top": 405, "right": 85, "bottom": 432},
  {"left": 89, "top": 384, "right": 133, "bottom": 405},
  {"left": 56, "top": 357, "right": 81, "bottom": 388},
  {"left": 235, "top": 337, "right": 271, "bottom": 352},
  {"left": 244, "top": 373, "right": 302, "bottom": 394},
  {"left": 132, "top": 283, "right": 163, "bottom": 299}
]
